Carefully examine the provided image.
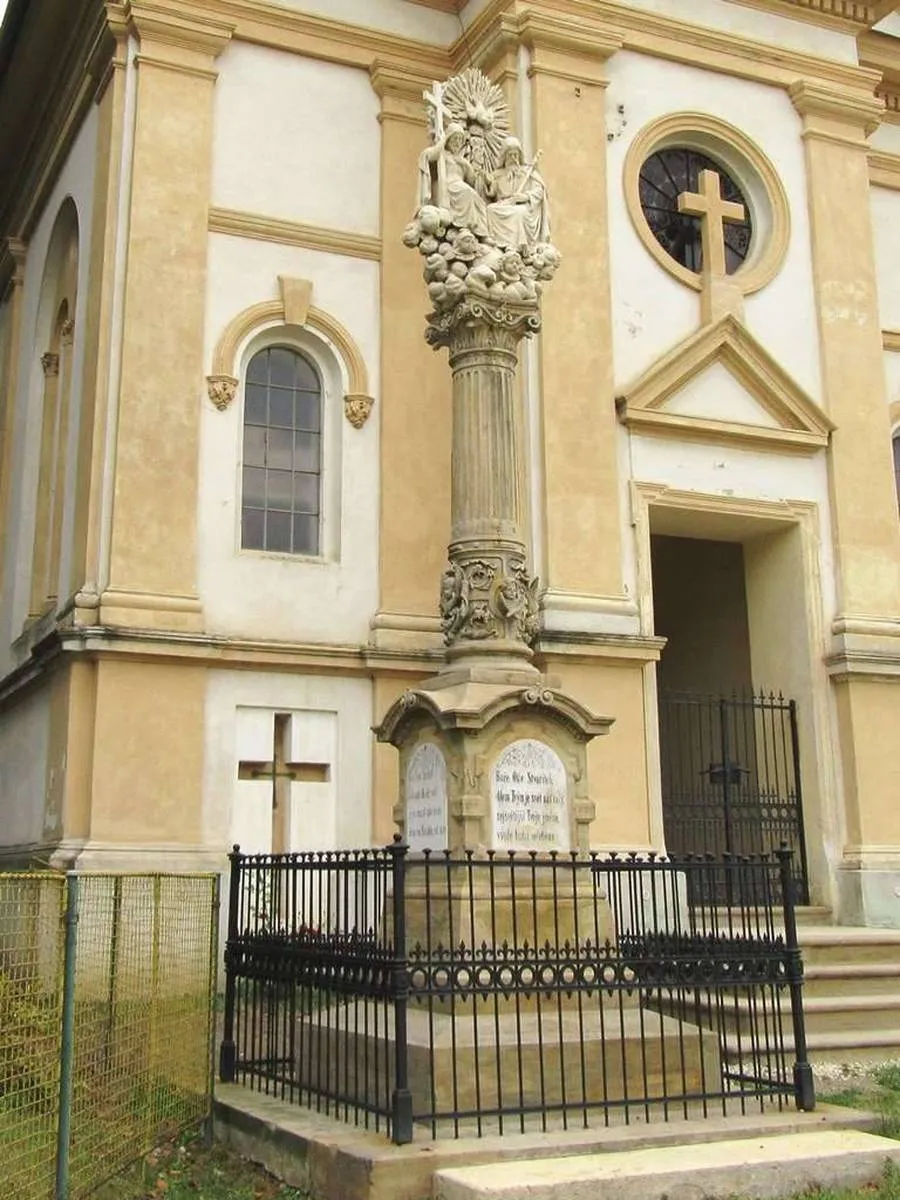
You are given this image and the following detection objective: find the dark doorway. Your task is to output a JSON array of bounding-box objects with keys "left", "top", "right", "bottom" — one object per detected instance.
[{"left": 651, "top": 535, "right": 809, "bottom": 901}]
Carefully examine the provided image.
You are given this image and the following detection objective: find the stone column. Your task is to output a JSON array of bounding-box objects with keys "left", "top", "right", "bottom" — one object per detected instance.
[
  {"left": 379, "top": 67, "right": 610, "bottom": 858},
  {"left": 432, "top": 300, "right": 540, "bottom": 675}
]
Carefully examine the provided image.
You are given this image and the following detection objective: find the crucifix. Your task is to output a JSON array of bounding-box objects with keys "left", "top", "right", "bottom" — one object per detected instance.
[
  {"left": 677, "top": 168, "right": 746, "bottom": 325},
  {"left": 237, "top": 713, "right": 331, "bottom": 854}
]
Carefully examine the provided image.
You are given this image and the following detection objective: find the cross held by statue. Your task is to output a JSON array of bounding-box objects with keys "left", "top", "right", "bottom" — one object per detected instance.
[{"left": 237, "top": 712, "right": 331, "bottom": 854}]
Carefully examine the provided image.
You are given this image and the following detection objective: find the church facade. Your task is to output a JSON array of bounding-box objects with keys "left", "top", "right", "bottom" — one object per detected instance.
[{"left": 0, "top": 0, "right": 899, "bottom": 927}]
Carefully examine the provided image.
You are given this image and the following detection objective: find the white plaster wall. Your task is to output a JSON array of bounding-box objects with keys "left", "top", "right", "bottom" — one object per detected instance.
[
  {"left": 200, "top": 233, "right": 379, "bottom": 644},
  {"left": 628, "top": 434, "right": 837, "bottom": 627},
  {"left": 606, "top": 51, "right": 821, "bottom": 404},
  {"left": 660, "top": 362, "right": 780, "bottom": 427},
  {"left": 615, "top": 0, "right": 857, "bottom": 60},
  {"left": 869, "top": 124, "right": 900, "bottom": 154},
  {"left": 273, "top": 0, "right": 462, "bottom": 43},
  {"left": 871, "top": 186, "right": 900, "bottom": 331},
  {"left": 0, "top": 684, "right": 51, "bottom": 847},
  {"left": 203, "top": 669, "right": 374, "bottom": 855},
  {"left": 886, "top": 351, "right": 900, "bottom": 420},
  {"left": 0, "top": 105, "right": 98, "bottom": 675},
  {"left": 211, "top": 45, "right": 380, "bottom": 234}
]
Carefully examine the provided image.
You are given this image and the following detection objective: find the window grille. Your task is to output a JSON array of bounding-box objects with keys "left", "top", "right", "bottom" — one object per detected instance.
[{"left": 241, "top": 346, "right": 322, "bottom": 556}]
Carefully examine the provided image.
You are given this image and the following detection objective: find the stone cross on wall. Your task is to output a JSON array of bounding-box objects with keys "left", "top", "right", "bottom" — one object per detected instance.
[
  {"left": 237, "top": 713, "right": 331, "bottom": 854},
  {"left": 678, "top": 168, "right": 746, "bottom": 325}
]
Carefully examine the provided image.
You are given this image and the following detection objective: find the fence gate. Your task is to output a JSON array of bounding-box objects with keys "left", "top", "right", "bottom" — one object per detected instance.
[{"left": 658, "top": 691, "right": 809, "bottom": 903}]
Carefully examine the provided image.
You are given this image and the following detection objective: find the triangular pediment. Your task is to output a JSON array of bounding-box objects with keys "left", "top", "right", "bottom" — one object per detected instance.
[{"left": 616, "top": 316, "right": 834, "bottom": 454}]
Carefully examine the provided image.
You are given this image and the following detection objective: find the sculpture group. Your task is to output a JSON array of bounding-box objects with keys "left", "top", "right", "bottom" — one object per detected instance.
[{"left": 403, "top": 70, "right": 560, "bottom": 328}]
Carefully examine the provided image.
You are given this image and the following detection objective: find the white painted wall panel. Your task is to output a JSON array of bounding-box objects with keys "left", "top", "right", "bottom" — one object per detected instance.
[
  {"left": 606, "top": 51, "right": 821, "bottom": 404},
  {"left": 871, "top": 186, "right": 900, "bottom": 331},
  {"left": 203, "top": 670, "right": 373, "bottom": 856},
  {"left": 629, "top": 434, "right": 837, "bottom": 626},
  {"left": 0, "top": 684, "right": 51, "bottom": 848},
  {"left": 614, "top": 0, "right": 857, "bottom": 59},
  {"left": 886, "top": 351, "right": 900, "bottom": 421},
  {"left": 661, "top": 361, "right": 780, "bottom": 427},
  {"left": 200, "top": 233, "right": 379, "bottom": 645},
  {"left": 211, "top": 45, "right": 380, "bottom": 235}
]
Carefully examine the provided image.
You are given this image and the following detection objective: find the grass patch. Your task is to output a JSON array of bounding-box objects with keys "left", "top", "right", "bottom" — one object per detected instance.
[
  {"left": 93, "top": 1126, "right": 309, "bottom": 1200},
  {"left": 805, "top": 1162, "right": 900, "bottom": 1200},
  {"left": 820, "top": 1063, "right": 900, "bottom": 1142}
]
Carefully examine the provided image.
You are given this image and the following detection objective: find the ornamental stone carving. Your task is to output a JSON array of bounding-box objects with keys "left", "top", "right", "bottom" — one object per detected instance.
[
  {"left": 41, "top": 352, "right": 59, "bottom": 377},
  {"left": 439, "top": 551, "right": 540, "bottom": 647},
  {"left": 343, "top": 392, "right": 374, "bottom": 429},
  {"left": 207, "top": 374, "right": 237, "bottom": 411},
  {"left": 403, "top": 70, "right": 560, "bottom": 347}
]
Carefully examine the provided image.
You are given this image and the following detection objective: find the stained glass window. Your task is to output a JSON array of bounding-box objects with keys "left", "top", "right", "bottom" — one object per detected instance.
[{"left": 639, "top": 147, "right": 752, "bottom": 275}]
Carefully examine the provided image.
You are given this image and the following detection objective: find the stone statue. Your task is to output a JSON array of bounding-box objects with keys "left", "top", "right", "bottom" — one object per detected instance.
[
  {"left": 418, "top": 123, "right": 489, "bottom": 238},
  {"left": 404, "top": 69, "right": 561, "bottom": 326},
  {"left": 487, "top": 137, "right": 550, "bottom": 249}
]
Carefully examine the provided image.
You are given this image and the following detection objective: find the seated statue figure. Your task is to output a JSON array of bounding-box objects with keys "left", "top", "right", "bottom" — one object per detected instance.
[
  {"left": 486, "top": 137, "right": 550, "bottom": 250},
  {"left": 418, "top": 123, "right": 489, "bottom": 238}
]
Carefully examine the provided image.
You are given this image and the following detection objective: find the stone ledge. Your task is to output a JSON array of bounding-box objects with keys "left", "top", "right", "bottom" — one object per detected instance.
[
  {"left": 433, "top": 1129, "right": 900, "bottom": 1200},
  {"left": 212, "top": 1085, "right": 878, "bottom": 1200}
]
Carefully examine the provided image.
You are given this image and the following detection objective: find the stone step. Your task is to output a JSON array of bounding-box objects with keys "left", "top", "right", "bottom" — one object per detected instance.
[
  {"left": 801, "top": 994, "right": 900, "bottom": 1035},
  {"left": 706, "top": 907, "right": 833, "bottom": 928},
  {"left": 798, "top": 927, "right": 900, "bottom": 968},
  {"left": 803, "top": 963, "right": 900, "bottom": 998},
  {"left": 685, "top": 992, "right": 900, "bottom": 1036},
  {"left": 432, "top": 1130, "right": 900, "bottom": 1200},
  {"left": 723, "top": 1025, "right": 900, "bottom": 1066}
]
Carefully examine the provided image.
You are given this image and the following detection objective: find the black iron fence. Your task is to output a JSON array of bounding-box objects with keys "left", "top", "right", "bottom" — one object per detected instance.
[
  {"left": 658, "top": 691, "right": 809, "bottom": 903},
  {"left": 219, "top": 843, "right": 813, "bottom": 1143}
]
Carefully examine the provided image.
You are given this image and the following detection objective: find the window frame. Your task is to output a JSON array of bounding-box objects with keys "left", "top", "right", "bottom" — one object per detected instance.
[{"left": 236, "top": 325, "right": 343, "bottom": 564}]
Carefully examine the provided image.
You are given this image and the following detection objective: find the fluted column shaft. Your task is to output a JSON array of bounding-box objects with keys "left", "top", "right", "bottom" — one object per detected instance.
[{"left": 434, "top": 308, "right": 540, "bottom": 670}]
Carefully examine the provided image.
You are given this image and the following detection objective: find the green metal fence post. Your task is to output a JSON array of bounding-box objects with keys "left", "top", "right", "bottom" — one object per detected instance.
[
  {"left": 55, "top": 873, "right": 79, "bottom": 1200},
  {"left": 204, "top": 875, "right": 221, "bottom": 1149}
]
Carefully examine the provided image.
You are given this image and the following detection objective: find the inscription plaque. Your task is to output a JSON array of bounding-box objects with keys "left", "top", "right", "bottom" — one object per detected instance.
[
  {"left": 405, "top": 742, "right": 448, "bottom": 852},
  {"left": 491, "top": 738, "right": 569, "bottom": 852}
]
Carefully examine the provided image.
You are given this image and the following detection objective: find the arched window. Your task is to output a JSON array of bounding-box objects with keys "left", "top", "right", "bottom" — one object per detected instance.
[
  {"left": 29, "top": 199, "right": 79, "bottom": 619},
  {"left": 241, "top": 346, "right": 322, "bottom": 556}
]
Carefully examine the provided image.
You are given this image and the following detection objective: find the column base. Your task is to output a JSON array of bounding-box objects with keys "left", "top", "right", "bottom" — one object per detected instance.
[{"left": 836, "top": 849, "right": 900, "bottom": 929}]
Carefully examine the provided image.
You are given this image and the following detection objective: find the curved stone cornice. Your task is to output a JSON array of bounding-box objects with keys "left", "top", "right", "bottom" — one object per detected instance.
[
  {"left": 375, "top": 684, "right": 614, "bottom": 746},
  {"left": 208, "top": 293, "right": 373, "bottom": 423}
]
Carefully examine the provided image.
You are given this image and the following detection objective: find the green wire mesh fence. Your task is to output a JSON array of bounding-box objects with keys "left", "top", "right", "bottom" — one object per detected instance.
[{"left": 0, "top": 873, "right": 219, "bottom": 1199}]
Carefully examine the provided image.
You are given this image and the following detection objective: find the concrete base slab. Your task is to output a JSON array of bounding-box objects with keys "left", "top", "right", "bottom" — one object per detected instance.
[
  {"left": 213, "top": 1084, "right": 881, "bottom": 1200},
  {"left": 433, "top": 1130, "right": 900, "bottom": 1200}
]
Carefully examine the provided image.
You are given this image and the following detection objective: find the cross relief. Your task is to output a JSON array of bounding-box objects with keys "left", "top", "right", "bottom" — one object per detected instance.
[
  {"left": 677, "top": 168, "right": 747, "bottom": 325},
  {"left": 237, "top": 712, "right": 331, "bottom": 854}
]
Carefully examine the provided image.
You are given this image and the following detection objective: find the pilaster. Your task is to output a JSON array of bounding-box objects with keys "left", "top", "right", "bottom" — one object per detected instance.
[
  {"left": 791, "top": 80, "right": 900, "bottom": 925},
  {"left": 0, "top": 238, "right": 27, "bottom": 601},
  {"left": 71, "top": 25, "right": 129, "bottom": 625},
  {"left": 101, "top": 6, "right": 233, "bottom": 632},
  {"left": 369, "top": 63, "right": 452, "bottom": 650},
  {"left": 521, "top": 15, "right": 627, "bottom": 620}
]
